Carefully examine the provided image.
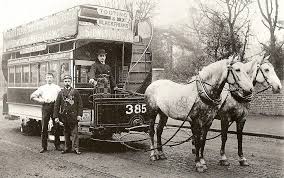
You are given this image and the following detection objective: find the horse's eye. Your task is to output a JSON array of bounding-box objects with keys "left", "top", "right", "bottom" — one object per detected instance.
[
  {"left": 264, "top": 68, "right": 269, "bottom": 72},
  {"left": 235, "top": 69, "right": 240, "bottom": 72}
]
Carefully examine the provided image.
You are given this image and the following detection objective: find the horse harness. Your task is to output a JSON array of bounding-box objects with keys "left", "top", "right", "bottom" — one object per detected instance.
[
  {"left": 253, "top": 61, "right": 271, "bottom": 86},
  {"left": 196, "top": 62, "right": 241, "bottom": 106},
  {"left": 230, "top": 60, "right": 272, "bottom": 102}
]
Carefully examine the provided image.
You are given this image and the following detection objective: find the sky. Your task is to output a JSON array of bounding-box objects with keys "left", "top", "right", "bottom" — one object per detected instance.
[
  {"left": 0, "top": 0, "right": 283, "bottom": 55},
  {"left": 0, "top": 0, "right": 190, "bottom": 32}
]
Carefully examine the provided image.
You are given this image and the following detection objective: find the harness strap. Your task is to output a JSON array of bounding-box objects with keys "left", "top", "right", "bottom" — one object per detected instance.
[{"left": 196, "top": 75, "right": 222, "bottom": 106}]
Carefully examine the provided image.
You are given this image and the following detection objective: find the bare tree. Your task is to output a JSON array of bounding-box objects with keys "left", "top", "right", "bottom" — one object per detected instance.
[
  {"left": 189, "top": 0, "right": 252, "bottom": 61},
  {"left": 124, "top": 0, "right": 157, "bottom": 33},
  {"left": 257, "top": 0, "right": 283, "bottom": 79},
  {"left": 257, "top": 0, "right": 279, "bottom": 52}
]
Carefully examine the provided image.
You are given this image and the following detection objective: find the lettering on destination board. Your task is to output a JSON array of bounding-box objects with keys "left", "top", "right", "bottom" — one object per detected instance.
[
  {"left": 79, "top": 6, "right": 130, "bottom": 30},
  {"left": 78, "top": 25, "right": 133, "bottom": 43},
  {"left": 97, "top": 19, "right": 130, "bottom": 29},
  {"left": 97, "top": 7, "right": 129, "bottom": 20},
  {"left": 3, "top": 8, "right": 78, "bottom": 50}
]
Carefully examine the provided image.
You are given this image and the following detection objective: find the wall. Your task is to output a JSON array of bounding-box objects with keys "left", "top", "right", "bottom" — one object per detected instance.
[{"left": 250, "top": 80, "right": 284, "bottom": 115}]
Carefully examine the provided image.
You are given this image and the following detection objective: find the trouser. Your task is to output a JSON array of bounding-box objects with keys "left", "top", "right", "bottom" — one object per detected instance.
[
  {"left": 41, "top": 103, "right": 60, "bottom": 149},
  {"left": 63, "top": 122, "right": 79, "bottom": 151}
]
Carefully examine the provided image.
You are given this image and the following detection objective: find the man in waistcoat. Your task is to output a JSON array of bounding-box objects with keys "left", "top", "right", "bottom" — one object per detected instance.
[{"left": 53, "top": 75, "right": 83, "bottom": 154}]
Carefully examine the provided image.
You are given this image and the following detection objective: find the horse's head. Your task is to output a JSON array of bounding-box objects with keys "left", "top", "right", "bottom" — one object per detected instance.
[
  {"left": 226, "top": 56, "right": 254, "bottom": 95},
  {"left": 254, "top": 55, "right": 282, "bottom": 93}
]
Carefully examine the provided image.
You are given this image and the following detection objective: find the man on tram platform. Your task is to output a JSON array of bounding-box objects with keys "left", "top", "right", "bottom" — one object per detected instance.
[
  {"left": 89, "top": 49, "right": 118, "bottom": 94},
  {"left": 30, "top": 73, "right": 62, "bottom": 153}
]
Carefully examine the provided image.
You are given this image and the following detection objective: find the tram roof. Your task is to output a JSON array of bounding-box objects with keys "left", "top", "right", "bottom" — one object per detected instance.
[{"left": 2, "top": 4, "right": 133, "bottom": 52}]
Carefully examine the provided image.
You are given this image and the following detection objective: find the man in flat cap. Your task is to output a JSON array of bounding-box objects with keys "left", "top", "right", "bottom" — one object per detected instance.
[{"left": 53, "top": 75, "right": 83, "bottom": 154}]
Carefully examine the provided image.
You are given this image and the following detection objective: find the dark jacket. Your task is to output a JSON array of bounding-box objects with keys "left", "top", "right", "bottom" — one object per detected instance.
[
  {"left": 53, "top": 87, "right": 83, "bottom": 124},
  {"left": 89, "top": 62, "right": 116, "bottom": 88}
]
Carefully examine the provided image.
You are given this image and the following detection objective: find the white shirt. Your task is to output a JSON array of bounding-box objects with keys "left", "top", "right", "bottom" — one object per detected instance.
[{"left": 30, "top": 83, "right": 61, "bottom": 103}]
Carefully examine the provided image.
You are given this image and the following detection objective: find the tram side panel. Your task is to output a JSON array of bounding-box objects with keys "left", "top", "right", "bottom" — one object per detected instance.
[{"left": 7, "top": 88, "right": 42, "bottom": 120}]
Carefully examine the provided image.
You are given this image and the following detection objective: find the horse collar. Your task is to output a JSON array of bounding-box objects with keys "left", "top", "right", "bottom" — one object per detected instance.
[
  {"left": 230, "top": 87, "right": 252, "bottom": 103},
  {"left": 196, "top": 75, "right": 222, "bottom": 106}
]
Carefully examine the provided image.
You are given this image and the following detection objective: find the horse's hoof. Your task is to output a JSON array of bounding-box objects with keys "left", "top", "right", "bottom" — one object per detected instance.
[
  {"left": 239, "top": 160, "right": 249, "bottom": 166},
  {"left": 192, "top": 148, "right": 196, "bottom": 154},
  {"left": 202, "top": 164, "right": 208, "bottom": 170},
  {"left": 219, "top": 159, "right": 230, "bottom": 166},
  {"left": 195, "top": 162, "right": 206, "bottom": 173},
  {"left": 150, "top": 155, "right": 158, "bottom": 161},
  {"left": 196, "top": 166, "right": 205, "bottom": 173}
]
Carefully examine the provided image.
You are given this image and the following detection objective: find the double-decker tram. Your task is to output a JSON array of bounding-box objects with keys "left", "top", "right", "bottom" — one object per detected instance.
[{"left": 1, "top": 4, "right": 152, "bottom": 138}]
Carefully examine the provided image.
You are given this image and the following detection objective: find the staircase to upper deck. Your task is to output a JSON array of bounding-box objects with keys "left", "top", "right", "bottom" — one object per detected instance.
[{"left": 124, "top": 42, "right": 152, "bottom": 93}]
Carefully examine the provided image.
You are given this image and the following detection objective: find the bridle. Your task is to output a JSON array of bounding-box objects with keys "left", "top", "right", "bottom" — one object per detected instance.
[
  {"left": 253, "top": 61, "right": 271, "bottom": 86},
  {"left": 197, "top": 61, "right": 242, "bottom": 106},
  {"left": 226, "top": 62, "right": 243, "bottom": 91}
]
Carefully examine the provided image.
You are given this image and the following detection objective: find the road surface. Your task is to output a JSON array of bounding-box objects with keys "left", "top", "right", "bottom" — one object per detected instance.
[{"left": 0, "top": 117, "right": 283, "bottom": 178}]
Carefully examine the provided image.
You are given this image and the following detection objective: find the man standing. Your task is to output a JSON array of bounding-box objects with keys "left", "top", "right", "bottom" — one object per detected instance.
[
  {"left": 53, "top": 75, "right": 83, "bottom": 155},
  {"left": 30, "top": 73, "right": 61, "bottom": 153}
]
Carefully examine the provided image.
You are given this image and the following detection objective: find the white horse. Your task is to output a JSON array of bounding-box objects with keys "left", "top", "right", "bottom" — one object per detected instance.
[
  {"left": 145, "top": 56, "right": 254, "bottom": 172},
  {"left": 216, "top": 55, "right": 282, "bottom": 166}
]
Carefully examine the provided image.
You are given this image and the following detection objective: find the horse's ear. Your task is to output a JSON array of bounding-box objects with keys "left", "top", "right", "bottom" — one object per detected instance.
[
  {"left": 262, "top": 54, "right": 270, "bottom": 63},
  {"left": 227, "top": 55, "right": 236, "bottom": 66}
]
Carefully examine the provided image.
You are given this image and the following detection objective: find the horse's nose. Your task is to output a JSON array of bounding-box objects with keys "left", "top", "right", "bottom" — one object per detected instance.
[{"left": 244, "top": 88, "right": 253, "bottom": 96}]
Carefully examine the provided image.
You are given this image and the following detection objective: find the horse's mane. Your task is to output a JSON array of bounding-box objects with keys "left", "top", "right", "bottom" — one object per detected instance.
[{"left": 199, "top": 59, "right": 227, "bottom": 82}]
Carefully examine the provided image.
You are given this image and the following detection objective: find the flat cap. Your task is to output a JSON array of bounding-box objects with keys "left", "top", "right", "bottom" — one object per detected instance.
[{"left": 63, "top": 75, "right": 72, "bottom": 80}]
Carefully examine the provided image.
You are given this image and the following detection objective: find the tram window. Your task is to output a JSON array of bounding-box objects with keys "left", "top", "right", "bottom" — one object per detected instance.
[
  {"left": 31, "top": 51, "right": 39, "bottom": 56},
  {"left": 39, "top": 48, "right": 48, "bottom": 55},
  {"left": 39, "top": 62, "right": 47, "bottom": 85},
  {"left": 30, "top": 64, "right": 38, "bottom": 87},
  {"left": 20, "top": 53, "right": 30, "bottom": 58},
  {"left": 15, "top": 52, "right": 20, "bottom": 58},
  {"left": 61, "top": 41, "right": 73, "bottom": 51},
  {"left": 22, "top": 65, "right": 29, "bottom": 84},
  {"left": 15, "top": 66, "right": 21, "bottom": 86},
  {"left": 8, "top": 67, "right": 15, "bottom": 86},
  {"left": 49, "top": 61, "right": 59, "bottom": 84},
  {"left": 76, "top": 65, "right": 91, "bottom": 84},
  {"left": 11, "top": 53, "right": 16, "bottom": 59},
  {"left": 49, "top": 44, "right": 59, "bottom": 53},
  {"left": 59, "top": 62, "right": 69, "bottom": 82}
]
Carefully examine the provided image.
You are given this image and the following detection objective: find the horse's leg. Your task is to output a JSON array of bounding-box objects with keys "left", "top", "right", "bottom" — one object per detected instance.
[
  {"left": 199, "top": 120, "right": 213, "bottom": 171},
  {"left": 191, "top": 125, "right": 196, "bottom": 154},
  {"left": 149, "top": 111, "right": 158, "bottom": 161},
  {"left": 236, "top": 118, "right": 249, "bottom": 166},
  {"left": 219, "top": 118, "right": 230, "bottom": 166},
  {"left": 156, "top": 111, "right": 168, "bottom": 160},
  {"left": 191, "top": 121, "right": 203, "bottom": 172}
]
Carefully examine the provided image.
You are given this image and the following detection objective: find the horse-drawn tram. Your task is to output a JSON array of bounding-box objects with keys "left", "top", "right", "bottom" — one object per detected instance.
[{"left": 1, "top": 4, "right": 152, "bottom": 138}]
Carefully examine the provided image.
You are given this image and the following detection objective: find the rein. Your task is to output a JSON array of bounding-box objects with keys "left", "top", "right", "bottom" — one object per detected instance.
[{"left": 144, "top": 97, "right": 197, "bottom": 152}]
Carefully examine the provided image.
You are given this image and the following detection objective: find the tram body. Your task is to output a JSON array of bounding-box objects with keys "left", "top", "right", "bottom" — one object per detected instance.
[{"left": 1, "top": 5, "right": 152, "bottom": 137}]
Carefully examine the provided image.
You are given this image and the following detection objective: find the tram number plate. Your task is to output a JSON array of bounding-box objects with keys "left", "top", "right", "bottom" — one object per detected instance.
[{"left": 125, "top": 104, "right": 147, "bottom": 114}]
